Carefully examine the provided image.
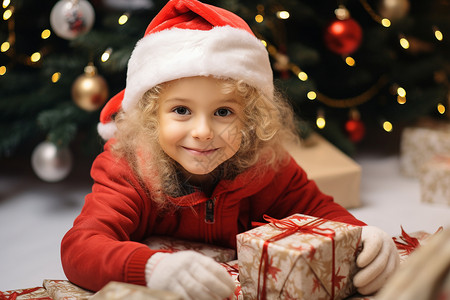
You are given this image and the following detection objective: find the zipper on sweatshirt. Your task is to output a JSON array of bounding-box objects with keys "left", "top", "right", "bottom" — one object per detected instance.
[{"left": 205, "top": 197, "right": 215, "bottom": 224}]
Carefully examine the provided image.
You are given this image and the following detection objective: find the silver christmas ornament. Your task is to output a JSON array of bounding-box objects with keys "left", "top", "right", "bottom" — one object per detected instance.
[
  {"left": 31, "top": 141, "right": 73, "bottom": 182},
  {"left": 50, "top": 0, "right": 95, "bottom": 40},
  {"left": 103, "top": 0, "right": 153, "bottom": 11}
]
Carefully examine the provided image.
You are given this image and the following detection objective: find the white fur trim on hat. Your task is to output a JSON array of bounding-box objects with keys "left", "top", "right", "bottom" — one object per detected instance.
[
  {"left": 121, "top": 26, "right": 273, "bottom": 112},
  {"left": 97, "top": 121, "right": 117, "bottom": 141}
]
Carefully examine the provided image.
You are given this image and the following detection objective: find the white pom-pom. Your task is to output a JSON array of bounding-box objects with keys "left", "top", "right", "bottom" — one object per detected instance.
[{"left": 97, "top": 122, "right": 117, "bottom": 140}]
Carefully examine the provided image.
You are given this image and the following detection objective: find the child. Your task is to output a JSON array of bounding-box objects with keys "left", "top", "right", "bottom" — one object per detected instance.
[{"left": 61, "top": 0, "right": 399, "bottom": 298}]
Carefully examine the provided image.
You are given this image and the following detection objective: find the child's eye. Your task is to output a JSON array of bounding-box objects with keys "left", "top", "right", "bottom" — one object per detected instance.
[
  {"left": 215, "top": 108, "right": 232, "bottom": 117},
  {"left": 173, "top": 106, "right": 190, "bottom": 115}
]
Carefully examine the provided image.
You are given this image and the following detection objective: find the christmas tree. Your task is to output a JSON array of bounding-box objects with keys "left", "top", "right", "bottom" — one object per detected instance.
[{"left": 1, "top": 0, "right": 449, "bottom": 181}]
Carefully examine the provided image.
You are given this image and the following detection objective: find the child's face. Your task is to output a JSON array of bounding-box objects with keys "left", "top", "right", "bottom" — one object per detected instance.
[{"left": 158, "top": 76, "right": 243, "bottom": 176}]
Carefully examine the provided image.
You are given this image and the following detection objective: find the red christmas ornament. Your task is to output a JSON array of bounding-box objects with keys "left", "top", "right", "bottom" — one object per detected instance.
[
  {"left": 324, "top": 18, "right": 363, "bottom": 55},
  {"left": 345, "top": 119, "right": 365, "bottom": 142}
]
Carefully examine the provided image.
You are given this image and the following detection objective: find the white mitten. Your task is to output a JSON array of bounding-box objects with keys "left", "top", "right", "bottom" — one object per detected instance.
[
  {"left": 145, "top": 250, "right": 235, "bottom": 300},
  {"left": 353, "top": 226, "right": 400, "bottom": 295}
]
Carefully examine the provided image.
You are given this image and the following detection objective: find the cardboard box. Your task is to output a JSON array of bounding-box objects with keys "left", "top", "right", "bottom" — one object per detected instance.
[
  {"left": 237, "top": 214, "right": 362, "bottom": 300},
  {"left": 286, "top": 134, "right": 361, "bottom": 208}
]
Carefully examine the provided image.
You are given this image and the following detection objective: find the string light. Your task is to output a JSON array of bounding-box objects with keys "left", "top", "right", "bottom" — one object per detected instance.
[
  {"left": 255, "top": 14, "right": 264, "bottom": 23},
  {"left": 118, "top": 13, "right": 129, "bottom": 25},
  {"left": 399, "top": 36, "right": 410, "bottom": 49},
  {"left": 260, "top": 39, "right": 267, "bottom": 47},
  {"left": 397, "top": 96, "right": 406, "bottom": 104},
  {"left": 397, "top": 87, "right": 406, "bottom": 97},
  {"left": 276, "top": 11, "right": 290, "bottom": 19},
  {"left": 0, "top": 66, "right": 6, "bottom": 75},
  {"left": 30, "top": 52, "right": 41, "bottom": 63},
  {"left": 345, "top": 56, "right": 355, "bottom": 66},
  {"left": 316, "top": 110, "right": 326, "bottom": 129},
  {"left": 381, "top": 18, "right": 391, "bottom": 27},
  {"left": 3, "top": 8, "right": 12, "bottom": 20},
  {"left": 437, "top": 103, "right": 446, "bottom": 114},
  {"left": 101, "top": 48, "right": 112, "bottom": 62},
  {"left": 1, "top": 41, "right": 10, "bottom": 52},
  {"left": 307, "top": 91, "right": 317, "bottom": 100},
  {"left": 2, "top": 0, "right": 10, "bottom": 8},
  {"left": 51, "top": 72, "right": 61, "bottom": 83},
  {"left": 297, "top": 71, "right": 308, "bottom": 81},
  {"left": 382, "top": 120, "right": 393, "bottom": 132},
  {"left": 433, "top": 26, "right": 443, "bottom": 41},
  {"left": 41, "top": 29, "right": 51, "bottom": 39}
]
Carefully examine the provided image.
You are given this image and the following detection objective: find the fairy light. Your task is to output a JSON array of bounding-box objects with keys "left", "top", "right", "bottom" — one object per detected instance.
[
  {"left": 297, "top": 71, "right": 308, "bottom": 81},
  {"left": 2, "top": 0, "right": 10, "bottom": 8},
  {"left": 345, "top": 56, "right": 355, "bottom": 66},
  {"left": 397, "top": 87, "right": 406, "bottom": 97},
  {"left": 41, "top": 29, "right": 51, "bottom": 39},
  {"left": 381, "top": 18, "right": 391, "bottom": 28},
  {"left": 51, "top": 72, "right": 61, "bottom": 83},
  {"left": 316, "top": 116, "right": 326, "bottom": 129},
  {"left": 3, "top": 8, "right": 12, "bottom": 20},
  {"left": 276, "top": 11, "right": 290, "bottom": 19},
  {"left": 0, "top": 66, "right": 6, "bottom": 75},
  {"left": 101, "top": 48, "right": 112, "bottom": 62},
  {"left": 255, "top": 14, "right": 264, "bottom": 23},
  {"left": 437, "top": 103, "right": 446, "bottom": 114},
  {"left": 433, "top": 26, "right": 443, "bottom": 41},
  {"left": 118, "top": 13, "right": 129, "bottom": 25},
  {"left": 307, "top": 91, "right": 317, "bottom": 100},
  {"left": 397, "top": 95, "right": 406, "bottom": 104},
  {"left": 30, "top": 52, "right": 41, "bottom": 63},
  {"left": 260, "top": 39, "right": 267, "bottom": 47},
  {"left": 382, "top": 121, "right": 393, "bottom": 132},
  {"left": 400, "top": 37, "right": 410, "bottom": 49},
  {"left": 1, "top": 41, "right": 10, "bottom": 52}
]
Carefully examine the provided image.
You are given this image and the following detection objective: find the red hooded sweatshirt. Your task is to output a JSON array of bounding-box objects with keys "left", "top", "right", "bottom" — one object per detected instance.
[{"left": 61, "top": 142, "right": 365, "bottom": 291}]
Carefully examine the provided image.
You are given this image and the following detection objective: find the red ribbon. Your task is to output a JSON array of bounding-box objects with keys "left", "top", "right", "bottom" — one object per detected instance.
[
  {"left": 393, "top": 226, "right": 443, "bottom": 255},
  {"left": 257, "top": 215, "right": 336, "bottom": 300},
  {"left": 392, "top": 226, "right": 420, "bottom": 255}
]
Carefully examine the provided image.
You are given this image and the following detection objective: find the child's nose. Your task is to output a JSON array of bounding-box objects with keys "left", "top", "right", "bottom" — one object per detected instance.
[{"left": 191, "top": 116, "right": 214, "bottom": 140}]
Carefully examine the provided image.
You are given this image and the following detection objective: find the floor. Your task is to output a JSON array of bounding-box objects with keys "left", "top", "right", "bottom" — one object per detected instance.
[{"left": 1, "top": 151, "right": 449, "bottom": 292}]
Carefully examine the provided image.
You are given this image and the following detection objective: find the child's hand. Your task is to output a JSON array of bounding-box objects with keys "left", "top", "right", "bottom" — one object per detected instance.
[
  {"left": 353, "top": 226, "right": 400, "bottom": 295},
  {"left": 145, "top": 250, "right": 235, "bottom": 300}
]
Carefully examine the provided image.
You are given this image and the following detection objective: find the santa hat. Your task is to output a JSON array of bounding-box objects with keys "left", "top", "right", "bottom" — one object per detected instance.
[{"left": 98, "top": 0, "right": 273, "bottom": 140}]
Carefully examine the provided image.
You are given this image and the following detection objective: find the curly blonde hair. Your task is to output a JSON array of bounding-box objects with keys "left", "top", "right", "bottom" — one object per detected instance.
[{"left": 112, "top": 77, "right": 300, "bottom": 208}]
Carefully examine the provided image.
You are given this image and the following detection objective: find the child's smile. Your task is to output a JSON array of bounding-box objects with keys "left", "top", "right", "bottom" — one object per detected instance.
[{"left": 158, "top": 76, "right": 243, "bottom": 177}]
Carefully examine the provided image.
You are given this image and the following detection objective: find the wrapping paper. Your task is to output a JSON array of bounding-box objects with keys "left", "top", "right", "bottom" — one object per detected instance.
[
  {"left": 286, "top": 133, "right": 361, "bottom": 208},
  {"left": 0, "top": 287, "right": 51, "bottom": 300},
  {"left": 400, "top": 121, "right": 450, "bottom": 177},
  {"left": 43, "top": 279, "right": 93, "bottom": 300},
  {"left": 237, "top": 214, "right": 362, "bottom": 300},
  {"left": 221, "top": 260, "right": 244, "bottom": 300},
  {"left": 144, "top": 235, "right": 236, "bottom": 262},
  {"left": 419, "top": 155, "right": 450, "bottom": 205},
  {"left": 89, "top": 281, "right": 182, "bottom": 299}
]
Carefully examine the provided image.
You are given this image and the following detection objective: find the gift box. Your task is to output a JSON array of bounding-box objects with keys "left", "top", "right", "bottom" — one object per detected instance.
[
  {"left": 43, "top": 279, "right": 93, "bottom": 300},
  {"left": 144, "top": 235, "right": 236, "bottom": 263},
  {"left": 90, "top": 281, "right": 182, "bottom": 300},
  {"left": 0, "top": 286, "right": 51, "bottom": 300},
  {"left": 237, "top": 214, "right": 362, "bottom": 300},
  {"left": 285, "top": 133, "right": 361, "bottom": 208},
  {"left": 220, "top": 260, "right": 244, "bottom": 300},
  {"left": 399, "top": 120, "right": 450, "bottom": 178},
  {"left": 419, "top": 155, "right": 450, "bottom": 206}
]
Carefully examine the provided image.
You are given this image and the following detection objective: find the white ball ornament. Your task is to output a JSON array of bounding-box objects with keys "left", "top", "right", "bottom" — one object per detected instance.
[
  {"left": 31, "top": 141, "right": 73, "bottom": 182},
  {"left": 50, "top": 0, "right": 95, "bottom": 40}
]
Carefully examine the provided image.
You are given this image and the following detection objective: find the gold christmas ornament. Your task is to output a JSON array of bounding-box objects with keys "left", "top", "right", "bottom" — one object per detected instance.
[
  {"left": 71, "top": 63, "right": 109, "bottom": 111},
  {"left": 378, "top": 0, "right": 410, "bottom": 21}
]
